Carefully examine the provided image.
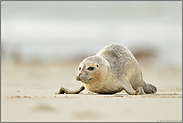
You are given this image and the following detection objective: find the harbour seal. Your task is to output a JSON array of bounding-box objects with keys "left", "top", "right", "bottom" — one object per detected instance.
[{"left": 55, "top": 43, "right": 157, "bottom": 95}]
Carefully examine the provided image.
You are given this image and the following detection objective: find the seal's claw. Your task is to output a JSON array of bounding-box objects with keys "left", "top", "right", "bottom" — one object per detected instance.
[
  {"left": 135, "top": 87, "right": 145, "bottom": 95},
  {"left": 55, "top": 87, "right": 65, "bottom": 94}
]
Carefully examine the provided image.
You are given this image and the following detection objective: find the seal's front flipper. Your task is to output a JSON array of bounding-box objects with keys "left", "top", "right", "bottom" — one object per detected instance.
[
  {"left": 123, "top": 82, "right": 136, "bottom": 95},
  {"left": 123, "top": 82, "right": 145, "bottom": 95},
  {"left": 79, "top": 90, "right": 98, "bottom": 95},
  {"left": 55, "top": 85, "right": 85, "bottom": 94},
  {"left": 135, "top": 87, "right": 145, "bottom": 95}
]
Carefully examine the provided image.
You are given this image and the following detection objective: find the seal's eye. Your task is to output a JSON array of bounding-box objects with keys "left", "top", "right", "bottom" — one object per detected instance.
[
  {"left": 79, "top": 67, "right": 81, "bottom": 70},
  {"left": 96, "top": 65, "right": 99, "bottom": 67},
  {"left": 87, "top": 67, "right": 94, "bottom": 71}
]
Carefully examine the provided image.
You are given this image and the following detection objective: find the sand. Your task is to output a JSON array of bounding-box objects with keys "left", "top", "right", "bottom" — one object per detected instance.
[{"left": 1, "top": 60, "right": 182, "bottom": 122}]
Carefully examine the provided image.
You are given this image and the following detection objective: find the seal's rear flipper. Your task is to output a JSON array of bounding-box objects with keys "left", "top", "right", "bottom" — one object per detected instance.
[{"left": 144, "top": 83, "right": 157, "bottom": 94}]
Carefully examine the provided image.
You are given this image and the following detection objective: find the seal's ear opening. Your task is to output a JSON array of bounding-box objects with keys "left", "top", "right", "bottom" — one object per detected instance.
[{"left": 96, "top": 64, "right": 99, "bottom": 67}]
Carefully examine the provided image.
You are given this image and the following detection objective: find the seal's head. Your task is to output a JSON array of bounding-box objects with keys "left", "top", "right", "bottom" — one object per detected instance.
[{"left": 76, "top": 56, "right": 110, "bottom": 84}]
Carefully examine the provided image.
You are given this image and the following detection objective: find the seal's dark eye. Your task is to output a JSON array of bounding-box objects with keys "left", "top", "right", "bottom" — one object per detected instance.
[
  {"left": 96, "top": 65, "right": 99, "bottom": 67},
  {"left": 87, "top": 67, "right": 94, "bottom": 71},
  {"left": 79, "top": 67, "right": 81, "bottom": 70}
]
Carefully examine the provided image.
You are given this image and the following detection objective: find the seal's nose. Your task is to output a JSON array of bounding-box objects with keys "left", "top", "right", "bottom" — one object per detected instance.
[
  {"left": 79, "top": 73, "right": 82, "bottom": 76},
  {"left": 76, "top": 73, "right": 82, "bottom": 81}
]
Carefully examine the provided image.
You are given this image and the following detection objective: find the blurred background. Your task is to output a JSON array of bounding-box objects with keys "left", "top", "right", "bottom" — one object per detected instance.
[
  {"left": 1, "top": 1, "right": 182, "bottom": 122},
  {"left": 1, "top": 1, "right": 182, "bottom": 90}
]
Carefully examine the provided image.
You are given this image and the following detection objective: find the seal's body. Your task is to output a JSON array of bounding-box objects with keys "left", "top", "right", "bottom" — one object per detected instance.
[{"left": 56, "top": 44, "right": 157, "bottom": 95}]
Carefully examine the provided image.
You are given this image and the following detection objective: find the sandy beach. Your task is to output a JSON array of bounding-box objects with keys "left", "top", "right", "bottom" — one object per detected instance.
[{"left": 1, "top": 60, "right": 182, "bottom": 122}]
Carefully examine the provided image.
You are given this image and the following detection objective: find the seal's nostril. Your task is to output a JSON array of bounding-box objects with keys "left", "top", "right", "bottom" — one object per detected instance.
[{"left": 79, "top": 73, "right": 82, "bottom": 76}]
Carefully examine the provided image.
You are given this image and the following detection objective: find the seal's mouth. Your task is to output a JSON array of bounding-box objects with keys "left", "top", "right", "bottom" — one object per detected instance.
[
  {"left": 76, "top": 75, "right": 94, "bottom": 84},
  {"left": 76, "top": 76, "right": 81, "bottom": 81}
]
